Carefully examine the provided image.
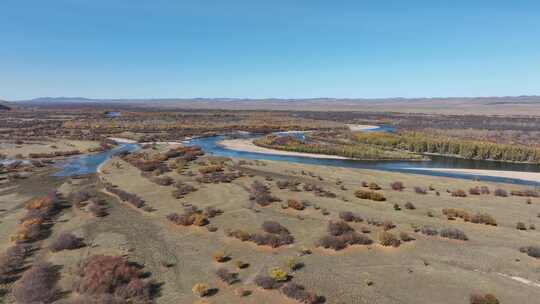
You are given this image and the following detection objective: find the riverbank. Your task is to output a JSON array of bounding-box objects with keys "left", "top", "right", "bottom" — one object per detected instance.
[
  {"left": 217, "top": 138, "right": 351, "bottom": 159},
  {"left": 408, "top": 167, "right": 540, "bottom": 183}
]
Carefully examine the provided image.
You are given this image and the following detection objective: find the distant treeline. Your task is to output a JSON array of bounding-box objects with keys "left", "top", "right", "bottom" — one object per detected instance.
[{"left": 353, "top": 132, "right": 540, "bottom": 163}]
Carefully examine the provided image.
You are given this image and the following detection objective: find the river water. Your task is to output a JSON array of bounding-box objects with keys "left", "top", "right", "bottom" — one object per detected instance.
[
  {"left": 51, "top": 129, "right": 540, "bottom": 186},
  {"left": 185, "top": 135, "right": 540, "bottom": 186}
]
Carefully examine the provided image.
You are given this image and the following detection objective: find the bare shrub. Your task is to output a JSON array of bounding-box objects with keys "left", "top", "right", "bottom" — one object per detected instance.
[
  {"left": 480, "top": 186, "right": 490, "bottom": 194},
  {"left": 494, "top": 188, "right": 508, "bottom": 197},
  {"left": 74, "top": 255, "right": 152, "bottom": 301},
  {"left": 216, "top": 268, "right": 238, "bottom": 285},
  {"left": 440, "top": 228, "right": 468, "bottom": 240},
  {"left": 414, "top": 187, "right": 427, "bottom": 195},
  {"left": 281, "top": 282, "right": 324, "bottom": 304},
  {"left": 287, "top": 199, "right": 305, "bottom": 210},
  {"left": 519, "top": 246, "right": 540, "bottom": 258},
  {"left": 420, "top": 226, "right": 438, "bottom": 236},
  {"left": 451, "top": 189, "right": 467, "bottom": 197},
  {"left": 469, "top": 293, "right": 500, "bottom": 304},
  {"left": 203, "top": 207, "right": 223, "bottom": 218},
  {"left": 404, "top": 202, "right": 416, "bottom": 210},
  {"left": 378, "top": 231, "right": 400, "bottom": 247},
  {"left": 50, "top": 233, "right": 85, "bottom": 252},
  {"left": 339, "top": 211, "right": 363, "bottom": 222},
  {"left": 12, "top": 263, "right": 60, "bottom": 304},
  {"left": 390, "top": 181, "right": 404, "bottom": 191},
  {"left": 469, "top": 187, "right": 481, "bottom": 195},
  {"left": 262, "top": 221, "right": 290, "bottom": 235},
  {"left": 250, "top": 181, "right": 280, "bottom": 206},
  {"left": 88, "top": 201, "right": 107, "bottom": 217},
  {"left": 105, "top": 185, "right": 145, "bottom": 208},
  {"left": 254, "top": 275, "right": 280, "bottom": 289},
  {"left": 250, "top": 233, "right": 294, "bottom": 248},
  {"left": 328, "top": 221, "right": 353, "bottom": 236}
]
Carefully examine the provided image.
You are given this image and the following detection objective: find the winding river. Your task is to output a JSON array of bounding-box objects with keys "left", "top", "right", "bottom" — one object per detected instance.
[
  {"left": 185, "top": 134, "right": 540, "bottom": 186},
  {"left": 51, "top": 127, "right": 540, "bottom": 186}
]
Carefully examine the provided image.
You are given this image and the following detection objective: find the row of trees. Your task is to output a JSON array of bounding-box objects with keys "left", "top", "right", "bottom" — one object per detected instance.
[
  {"left": 254, "top": 135, "right": 423, "bottom": 160},
  {"left": 353, "top": 132, "right": 540, "bottom": 163}
]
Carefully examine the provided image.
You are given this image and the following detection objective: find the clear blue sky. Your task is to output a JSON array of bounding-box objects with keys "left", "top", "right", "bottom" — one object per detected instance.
[{"left": 1, "top": 0, "right": 539, "bottom": 100}]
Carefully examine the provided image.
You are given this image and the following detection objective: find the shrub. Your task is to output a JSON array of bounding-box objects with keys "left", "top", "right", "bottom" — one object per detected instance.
[
  {"left": 250, "top": 233, "right": 294, "bottom": 248},
  {"left": 203, "top": 207, "right": 223, "bottom": 218},
  {"left": 354, "top": 190, "right": 386, "bottom": 201},
  {"left": 404, "top": 202, "right": 416, "bottom": 210},
  {"left": 519, "top": 246, "right": 540, "bottom": 258},
  {"left": 414, "top": 187, "right": 427, "bottom": 195},
  {"left": 250, "top": 181, "right": 279, "bottom": 206},
  {"left": 74, "top": 255, "right": 152, "bottom": 301},
  {"left": 339, "top": 211, "right": 363, "bottom": 222},
  {"left": 226, "top": 229, "right": 251, "bottom": 242},
  {"left": 216, "top": 268, "right": 238, "bottom": 285},
  {"left": 440, "top": 228, "right": 468, "bottom": 240},
  {"left": 390, "top": 181, "right": 404, "bottom": 191},
  {"left": 393, "top": 203, "right": 401, "bottom": 211},
  {"left": 150, "top": 175, "right": 173, "bottom": 186},
  {"left": 368, "top": 182, "right": 381, "bottom": 190},
  {"left": 420, "top": 226, "right": 438, "bottom": 236},
  {"left": 212, "top": 251, "right": 229, "bottom": 263},
  {"left": 399, "top": 232, "right": 415, "bottom": 242},
  {"left": 382, "top": 220, "right": 395, "bottom": 231},
  {"left": 287, "top": 199, "right": 304, "bottom": 210},
  {"left": 378, "top": 231, "right": 400, "bottom": 247},
  {"left": 469, "top": 187, "right": 481, "bottom": 195},
  {"left": 511, "top": 189, "right": 539, "bottom": 197},
  {"left": 105, "top": 185, "right": 145, "bottom": 208},
  {"left": 480, "top": 186, "right": 490, "bottom": 194},
  {"left": 50, "top": 233, "right": 85, "bottom": 252},
  {"left": 192, "top": 283, "right": 209, "bottom": 297},
  {"left": 328, "top": 221, "right": 353, "bottom": 236},
  {"left": 12, "top": 263, "right": 60, "bottom": 304},
  {"left": 166, "top": 208, "right": 209, "bottom": 227},
  {"left": 516, "top": 222, "right": 527, "bottom": 230},
  {"left": 71, "top": 191, "right": 91, "bottom": 206},
  {"left": 494, "top": 188, "right": 508, "bottom": 197},
  {"left": 88, "top": 201, "right": 107, "bottom": 217},
  {"left": 470, "top": 293, "right": 500, "bottom": 304},
  {"left": 451, "top": 189, "right": 467, "bottom": 197},
  {"left": 0, "top": 244, "right": 30, "bottom": 283},
  {"left": 254, "top": 275, "right": 279, "bottom": 289},
  {"left": 470, "top": 213, "right": 497, "bottom": 226},
  {"left": 269, "top": 267, "right": 288, "bottom": 282},
  {"left": 262, "top": 221, "right": 290, "bottom": 235},
  {"left": 281, "top": 282, "right": 324, "bottom": 304},
  {"left": 234, "top": 260, "right": 249, "bottom": 269}
]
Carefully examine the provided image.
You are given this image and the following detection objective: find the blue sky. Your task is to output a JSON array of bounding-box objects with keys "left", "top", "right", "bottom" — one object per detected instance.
[{"left": 1, "top": 0, "right": 539, "bottom": 100}]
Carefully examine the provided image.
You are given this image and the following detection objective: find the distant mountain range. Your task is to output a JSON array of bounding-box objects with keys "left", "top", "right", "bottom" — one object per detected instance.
[{"left": 8, "top": 95, "right": 540, "bottom": 115}]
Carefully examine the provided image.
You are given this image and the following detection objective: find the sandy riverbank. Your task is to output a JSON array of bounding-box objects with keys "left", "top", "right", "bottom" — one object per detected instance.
[
  {"left": 408, "top": 167, "right": 540, "bottom": 183},
  {"left": 347, "top": 124, "right": 380, "bottom": 131},
  {"left": 218, "top": 138, "right": 351, "bottom": 159}
]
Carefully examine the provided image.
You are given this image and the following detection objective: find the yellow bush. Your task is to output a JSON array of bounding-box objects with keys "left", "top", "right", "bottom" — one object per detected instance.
[
  {"left": 192, "top": 283, "right": 209, "bottom": 297},
  {"left": 268, "top": 267, "right": 288, "bottom": 282}
]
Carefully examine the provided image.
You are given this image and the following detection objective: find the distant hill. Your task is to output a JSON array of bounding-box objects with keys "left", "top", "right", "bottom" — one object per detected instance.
[
  {"left": 11, "top": 95, "right": 540, "bottom": 115},
  {"left": 0, "top": 100, "right": 12, "bottom": 111}
]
